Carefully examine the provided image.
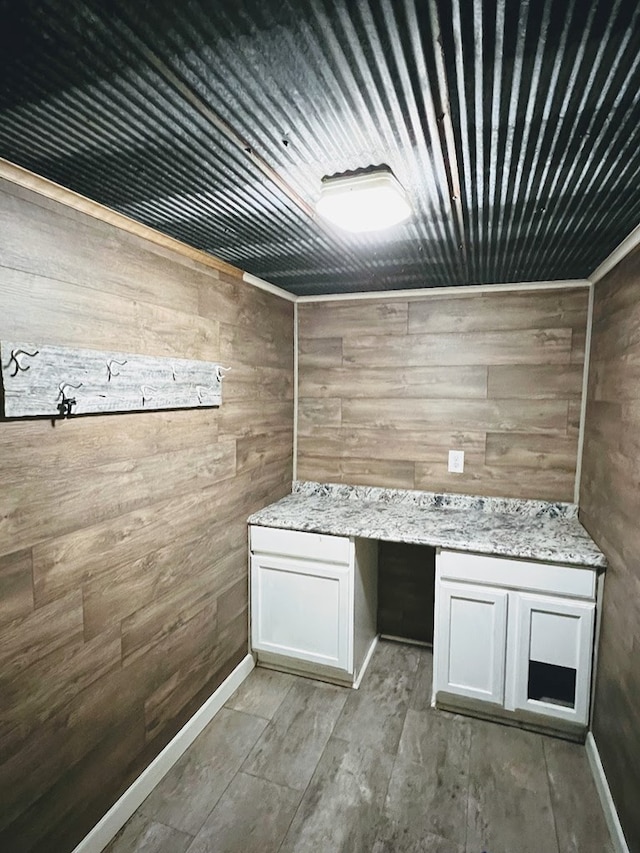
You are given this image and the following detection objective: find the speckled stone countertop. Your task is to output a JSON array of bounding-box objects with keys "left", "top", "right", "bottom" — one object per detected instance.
[{"left": 248, "top": 481, "right": 606, "bottom": 569}]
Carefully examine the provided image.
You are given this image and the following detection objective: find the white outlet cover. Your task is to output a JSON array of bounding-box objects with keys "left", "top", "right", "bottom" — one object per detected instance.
[{"left": 448, "top": 450, "right": 465, "bottom": 473}]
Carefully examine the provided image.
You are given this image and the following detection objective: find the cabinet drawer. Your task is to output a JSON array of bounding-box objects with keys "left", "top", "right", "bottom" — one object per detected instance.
[
  {"left": 250, "top": 524, "right": 351, "bottom": 565},
  {"left": 438, "top": 550, "right": 595, "bottom": 599}
]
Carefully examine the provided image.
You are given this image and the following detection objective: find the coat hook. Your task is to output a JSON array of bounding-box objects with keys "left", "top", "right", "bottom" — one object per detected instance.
[
  {"left": 215, "top": 365, "right": 232, "bottom": 381},
  {"left": 106, "top": 358, "right": 127, "bottom": 382},
  {"left": 4, "top": 347, "right": 40, "bottom": 377},
  {"left": 140, "top": 385, "right": 156, "bottom": 406},
  {"left": 57, "top": 381, "right": 82, "bottom": 418}
]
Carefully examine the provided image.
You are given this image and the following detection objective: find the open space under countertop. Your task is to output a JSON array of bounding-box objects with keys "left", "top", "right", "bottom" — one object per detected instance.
[{"left": 248, "top": 482, "right": 606, "bottom": 570}]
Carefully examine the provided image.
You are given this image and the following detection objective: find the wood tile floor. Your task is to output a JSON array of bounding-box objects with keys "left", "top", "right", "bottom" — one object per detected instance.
[{"left": 106, "top": 640, "right": 614, "bottom": 853}]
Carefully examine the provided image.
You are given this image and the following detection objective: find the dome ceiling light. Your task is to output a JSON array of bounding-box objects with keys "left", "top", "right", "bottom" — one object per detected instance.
[{"left": 316, "top": 166, "right": 411, "bottom": 233}]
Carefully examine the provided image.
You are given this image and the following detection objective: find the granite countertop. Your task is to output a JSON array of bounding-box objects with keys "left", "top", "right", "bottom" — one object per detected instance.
[{"left": 248, "top": 481, "right": 606, "bottom": 569}]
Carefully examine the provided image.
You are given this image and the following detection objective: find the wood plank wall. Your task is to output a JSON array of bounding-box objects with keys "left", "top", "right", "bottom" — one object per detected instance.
[
  {"left": 580, "top": 247, "right": 640, "bottom": 853},
  {"left": 0, "top": 179, "right": 293, "bottom": 852},
  {"left": 297, "top": 289, "right": 588, "bottom": 501}
]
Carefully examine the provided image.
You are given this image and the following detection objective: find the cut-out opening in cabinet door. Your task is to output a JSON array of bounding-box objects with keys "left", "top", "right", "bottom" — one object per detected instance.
[
  {"left": 513, "top": 593, "right": 594, "bottom": 724},
  {"left": 527, "top": 660, "right": 577, "bottom": 708}
]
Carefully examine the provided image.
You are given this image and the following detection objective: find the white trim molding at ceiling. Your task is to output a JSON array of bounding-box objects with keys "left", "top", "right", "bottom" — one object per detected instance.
[
  {"left": 242, "top": 272, "right": 296, "bottom": 302},
  {"left": 71, "top": 654, "right": 255, "bottom": 853},
  {"left": 590, "top": 220, "right": 640, "bottom": 285},
  {"left": 296, "top": 279, "right": 590, "bottom": 303}
]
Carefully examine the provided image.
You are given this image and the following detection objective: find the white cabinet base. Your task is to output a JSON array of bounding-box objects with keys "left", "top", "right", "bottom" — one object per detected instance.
[
  {"left": 435, "top": 691, "right": 589, "bottom": 742},
  {"left": 434, "top": 549, "right": 599, "bottom": 740},
  {"left": 250, "top": 526, "right": 378, "bottom": 688},
  {"left": 255, "top": 634, "right": 379, "bottom": 689}
]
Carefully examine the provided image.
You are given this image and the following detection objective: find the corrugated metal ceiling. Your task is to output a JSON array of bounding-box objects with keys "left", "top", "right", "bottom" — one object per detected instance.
[{"left": 1, "top": 0, "right": 639, "bottom": 295}]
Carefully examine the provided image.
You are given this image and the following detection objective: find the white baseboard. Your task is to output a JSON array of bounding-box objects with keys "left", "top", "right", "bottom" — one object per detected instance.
[
  {"left": 72, "top": 654, "right": 255, "bottom": 853},
  {"left": 352, "top": 634, "right": 379, "bottom": 690},
  {"left": 586, "top": 731, "right": 630, "bottom": 853}
]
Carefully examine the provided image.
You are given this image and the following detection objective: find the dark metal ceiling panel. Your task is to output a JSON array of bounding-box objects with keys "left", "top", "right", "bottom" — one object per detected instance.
[{"left": 1, "top": 0, "right": 639, "bottom": 295}]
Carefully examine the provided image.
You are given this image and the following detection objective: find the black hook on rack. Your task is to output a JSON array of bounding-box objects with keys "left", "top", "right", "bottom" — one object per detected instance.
[
  {"left": 56, "top": 382, "right": 83, "bottom": 418},
  {"left": 4, "top": 348, "right": 39, "bottom": 377}
]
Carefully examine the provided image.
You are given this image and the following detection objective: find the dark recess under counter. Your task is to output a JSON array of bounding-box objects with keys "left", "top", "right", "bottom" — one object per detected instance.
[{"left": 377, "top": 541, "right": 435, "bottom": 645}]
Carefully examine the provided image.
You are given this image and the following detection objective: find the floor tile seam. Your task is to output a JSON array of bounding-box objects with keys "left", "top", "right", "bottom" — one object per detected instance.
[
  {"left": 272, "top": 679, "right": 350, "bottom": 853},
  {"left": 139, "top": 807, "right": 200, "bottom": 841},
  {"left": 216, "top": 706, "right": 277, "bottom": 738},
  {"left": 223, "top": 701, "right": 274, "bottom": 722},
  {"left": 152, "top": 816, "right": 196, "bottom": 840},
  {"left": 224, "top": 671, "right": 298, "bottom": 720},
  {"left": 463, "top": 712, "right": 476, "bottom": 853},
  {"left": 186, "top": 770, "right": 302, "bottom": 853},
  {"left": 169, "top": 720, "right": 271, "bottom": 843},
  {"left": 541, "top": 735, "right": 564, "bottom": 853},
  {"left": 272, "top": 728, "right": 338, "bottom": 853},
  {"left": 371, "top": 742, "right": 402, "bottom": 849},
  {"left": 236, "top": 764, "right": 308, "bottom": 797},
  {"left": 238, "top": 688, "right": 348, "bottom": 782}
]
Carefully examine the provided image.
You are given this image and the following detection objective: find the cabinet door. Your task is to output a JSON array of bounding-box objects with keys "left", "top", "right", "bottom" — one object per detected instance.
[
  {"left": 435, "top": 580, "right": 508, "bottom": 705},
  {"left": 251, "top": 553, "right": 353, "bottom": 673},
  {"left": 511, "top": 593, "right": 595, "bottom": 725}
]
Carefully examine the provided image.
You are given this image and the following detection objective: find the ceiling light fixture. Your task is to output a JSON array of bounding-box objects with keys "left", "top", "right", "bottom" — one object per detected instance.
[{"left": 316, "top": 166, "right": 411, "bottom": 233}]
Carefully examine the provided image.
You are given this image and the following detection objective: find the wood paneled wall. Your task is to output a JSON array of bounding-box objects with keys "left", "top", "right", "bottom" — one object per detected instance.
[
  {"left": 297, "top": 289, "right": 588, "bottom": 501},
  {"left": 0, "top": 179, "right": 293, "bottom": 852},
  {"left": 580, "top": 247, "right": 640, "bottom": 852}
]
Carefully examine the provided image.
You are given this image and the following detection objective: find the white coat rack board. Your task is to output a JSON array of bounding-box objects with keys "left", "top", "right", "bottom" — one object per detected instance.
[{"left": 0, "top": 342, "right": 230, "bottom": 419}]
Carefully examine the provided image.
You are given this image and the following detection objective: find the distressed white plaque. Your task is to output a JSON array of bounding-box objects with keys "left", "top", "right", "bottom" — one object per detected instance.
[{"left": 0, "top": 342, "right": 230, "bottom": 418}]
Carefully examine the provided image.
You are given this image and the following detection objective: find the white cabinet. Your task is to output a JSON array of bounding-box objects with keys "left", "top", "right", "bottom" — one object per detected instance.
[
  {"left": 434, "top": 550, "right": 597, "bottom": 736},
  {"left": 250, "top": 525, "right": 378, "bottom": 686},
  {"left": 435, "top": 581, "right": 508, "bottom": 705},
  {"left": 251, "top": 552, "right": 352, "bottom": 671}
]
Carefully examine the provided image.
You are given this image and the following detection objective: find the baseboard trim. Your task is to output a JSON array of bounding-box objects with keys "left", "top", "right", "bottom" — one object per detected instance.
[
  {"left": 352, "top": 634, "right": 379, "bottom": 690},
  {"left": 585, "top": 731, "right": 630, "bottom": 853},
  {"left": 71, "top": 654, "right": 255, "bottom": 853}
]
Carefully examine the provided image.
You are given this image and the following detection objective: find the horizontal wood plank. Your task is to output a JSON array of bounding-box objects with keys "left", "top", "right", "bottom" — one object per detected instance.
[
  {"left": 342, "top": 329, "right": 573, "bottom": 367},
  {"left": 297, "top": 427, "right": 486, "bottom": 462},
  {"left": 298, "top": 398, "right": 342, "bottom": 431},
  {"left": 300, "top": 300, "right": 408, "bottom": 339},
  {"left": 0, "top": 550, "right": 33, "bottom": 629},
  {"left": 0, "top": 626, "right": 121, "bottom": 765},
  {"left": 487, "top": 364, "right": 584, "bottom": 399},
  {"left": 415, "top": 462, "right": 575, "bottom": 501},
  {"left": 0, "top": 189, "right": 202, "bottom": 316},
  {"left": 407, "top": 289, "right": 588, "bottom": 333},
  {"left": 0, "top": 266, "right": 221, "bottom": 361},
  {"left": 3, "top": 440, "right": 237, "bottom": 559},
  {"left": 298, "top": 365, "right": 487, "bottom": 399},
  {"left": 485, "top": 433, "right": 578, "bottom": 471},
  {"left": 341, "top": 398, "right": 568, "bottom": 432},
  {"left": 297, "top": 337, "right": 343, "bottom": 367},
  {"left": 296, "top": 456, "right": 416, "bottom": 489}
]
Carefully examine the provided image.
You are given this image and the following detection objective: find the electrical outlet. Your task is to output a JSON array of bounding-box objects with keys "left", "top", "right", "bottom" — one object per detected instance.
[{"left": 448, "top": 449, "right": 465, "bottom": 473}]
